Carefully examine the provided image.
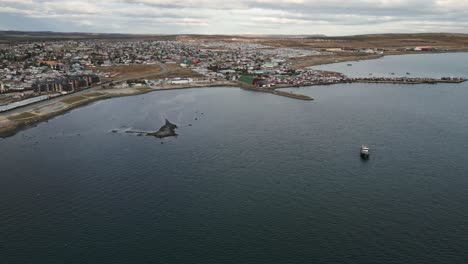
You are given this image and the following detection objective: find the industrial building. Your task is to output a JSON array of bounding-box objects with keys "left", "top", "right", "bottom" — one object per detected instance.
[
  {"left": 169, "top": 78, "right": 193, "bottom": 85},
  {"left": 414, "top": 46, "right": 434, "bottom": 51}
]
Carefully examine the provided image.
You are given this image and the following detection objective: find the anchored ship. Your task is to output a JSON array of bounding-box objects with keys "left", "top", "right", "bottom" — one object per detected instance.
[{"left": 360, "top": 145, "right": 370, "bottom": 159}]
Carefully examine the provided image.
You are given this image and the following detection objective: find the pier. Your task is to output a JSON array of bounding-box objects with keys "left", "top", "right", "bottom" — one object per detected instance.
[
  {"left": 261, "top": 69, "right": 466, "bottom": 89},
  {"left": 350, "top": 77, "right": 466, "bottom": 85},
  {"left": 236, "top": 82, "right": 314, "bottom": 101},
  {"left": 269, "top": 76, "right": 466, "bottom": 88}
]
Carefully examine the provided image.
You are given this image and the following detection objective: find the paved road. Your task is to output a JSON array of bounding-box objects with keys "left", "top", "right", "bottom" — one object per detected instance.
[{"left": 1, "top": 62, "right": 169, "bottom": 116}]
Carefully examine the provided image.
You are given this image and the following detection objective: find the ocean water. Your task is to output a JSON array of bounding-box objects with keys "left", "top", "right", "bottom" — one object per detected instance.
[
  {"left": 312, "top": 52, "right": 468, "bottom": 78},
  {"left": 1, "top": 54, "right": 468, "bottom": 263}
]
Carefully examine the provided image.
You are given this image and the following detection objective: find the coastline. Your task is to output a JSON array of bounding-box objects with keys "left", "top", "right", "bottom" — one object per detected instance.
[
  {"left": 0, "top": 81, "right": 314, "bottom": 137},
  {"left": 1, "top": 51, "right": 466, "bottom": 138}
]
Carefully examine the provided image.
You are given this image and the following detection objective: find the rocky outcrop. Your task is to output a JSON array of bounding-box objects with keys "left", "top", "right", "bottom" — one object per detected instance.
[{"left": 147, "top": 119, "right": 178, "bottom": 138}]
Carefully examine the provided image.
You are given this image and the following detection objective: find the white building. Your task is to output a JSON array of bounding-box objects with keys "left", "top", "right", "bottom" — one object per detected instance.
[
  {"left": 360, "top": 49, "right": 376, "bottom": 54},
  {"left": 326, "top": 48, "right": 343, "bottom": 52},
  {"left": 170, "top": 78, "right": 193, "bottom": 85}
]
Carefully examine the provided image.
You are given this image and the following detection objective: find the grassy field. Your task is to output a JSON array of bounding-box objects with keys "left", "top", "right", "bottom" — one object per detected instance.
[
  {"left": 289, "top": 53, "right": 383, "bottom": 69},
  {"left": 92, "top": 64, "right": 163, "bottom": 80},
  {"left": 61, "top": 96, "right": 88, "bottom": 105},
  {"left": 176, "top": 33, "right": 468, "bottom": 52},
  {"left": 83, "top": 92, "right": 104, "bottom": 97},
  {"left": 136, "top": 87, "right": 153, "bottom": 92},
  {"left": 8, "top": 112, "right": 38, "bottom": 121},
  {"left": 156, "top": 64, "right": 203, "bottom": 79},
  {"left": 250, "top": 33, "right": 468, "bottom": 51},
  {"left": 4, "top": 31, "right": 468, "bottom": 50}
]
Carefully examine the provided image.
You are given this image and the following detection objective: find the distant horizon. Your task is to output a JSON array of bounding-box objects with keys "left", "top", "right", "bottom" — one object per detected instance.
[
  {"left": 1, "top": 0, "right": 468, "bottom": 35},
  {"left": 1, "top": 29, "right": 468, "bottom": 38}
]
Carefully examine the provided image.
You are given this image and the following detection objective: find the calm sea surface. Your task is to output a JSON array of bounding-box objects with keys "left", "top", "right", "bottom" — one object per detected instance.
[{"left": 1, "top": 54, "right": 468, "bottom": 263}]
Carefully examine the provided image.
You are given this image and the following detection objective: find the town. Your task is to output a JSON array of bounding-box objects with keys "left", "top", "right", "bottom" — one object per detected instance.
[{"left": 0, "top": 37, "right": 466, "bottom": 113}]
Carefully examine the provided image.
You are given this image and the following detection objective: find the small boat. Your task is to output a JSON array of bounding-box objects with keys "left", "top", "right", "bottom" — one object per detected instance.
[
  {"left": 347, "top": 64, "right": 353, "bottom": 66},
  {"left": 360, "top": 145, "right": 370, "bottom": 159}
]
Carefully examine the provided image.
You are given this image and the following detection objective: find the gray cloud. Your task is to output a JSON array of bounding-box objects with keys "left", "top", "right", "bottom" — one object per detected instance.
[{"left": 0, "top": 0, "right": 468, "bottom": 34}]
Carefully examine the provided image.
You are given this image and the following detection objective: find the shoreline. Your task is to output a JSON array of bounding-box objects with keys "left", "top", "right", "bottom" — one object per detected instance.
[
  {"left": 0, "top": 81, "right": 315, "bottom": 137},
  {"left": 1, "top": 52, "right": 467, "bottom": 137}
]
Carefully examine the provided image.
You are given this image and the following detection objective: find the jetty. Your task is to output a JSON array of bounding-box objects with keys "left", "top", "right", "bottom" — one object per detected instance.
[
  {"left": 237, "top": 82, "right": 314, "bottom": 101},
  {"left": 236, "top": 74, "right": 466, "bottom": 102},
  {"left": 350, "top": 77, "right": 466, "bottom": 85},
  {"left": 262, "top": 69, "right": 465, "bottom": 90}
]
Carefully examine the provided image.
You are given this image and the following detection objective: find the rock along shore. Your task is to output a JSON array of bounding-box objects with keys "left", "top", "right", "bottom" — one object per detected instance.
[{"left": 147, "top": 119, "right": 178, "bottom": 138}]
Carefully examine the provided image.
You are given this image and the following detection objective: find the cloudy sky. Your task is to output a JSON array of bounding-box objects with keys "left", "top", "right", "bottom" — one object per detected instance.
[{"left": 0, "top": 0, "right": 467, "bottom": 35}]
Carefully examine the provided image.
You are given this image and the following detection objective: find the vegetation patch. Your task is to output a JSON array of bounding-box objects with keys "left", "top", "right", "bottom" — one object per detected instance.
[
  {"left": 8, "top": 112, "right": 38, "bottom": 121},
  {"left": 157, "top": 64, "right": 203, "bottom": 79},
  {"left": 61, "top": 96, "right": 88, "bottom": 104},
  {"left": 136, "top": 87, "right": 153, "bottom": 92},
  {"left": 83, "top": 92, "right": 104, "bottom": 97},
  {"left": 92, "top": 64, "right": 162, "bottom": 80},
  {"left": 239, "top": 75, "right": 255, "bottom": 85}
]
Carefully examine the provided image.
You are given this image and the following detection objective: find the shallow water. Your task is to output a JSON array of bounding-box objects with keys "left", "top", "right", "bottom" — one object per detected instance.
[{"left": 1, "top": 55, "right": 468, "bottom": 263}]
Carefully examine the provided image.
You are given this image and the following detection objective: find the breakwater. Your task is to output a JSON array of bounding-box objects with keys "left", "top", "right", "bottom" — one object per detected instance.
[
  {"left": 350, "top": 77, "right": 466, "bottom": 84},
  {"left": 236, "top": 82, "right": 314, "bottom": 101},
  {"left": 271, "top": 77, "right": 466, "bottom": 88}
]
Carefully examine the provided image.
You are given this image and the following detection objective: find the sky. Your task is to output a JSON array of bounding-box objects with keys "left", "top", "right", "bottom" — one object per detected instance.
[{"left": 1, "top": 0, "right": 468, "bottom": 35}]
